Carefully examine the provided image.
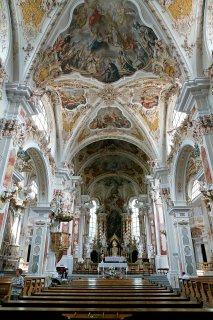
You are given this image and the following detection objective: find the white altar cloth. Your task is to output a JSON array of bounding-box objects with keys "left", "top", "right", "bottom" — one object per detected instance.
[
  {"left": 98, "top": 262, "right": 128, "bottom": 273},
  {"left": 104, "top": 256, "right": 126, "bottom": 262}
]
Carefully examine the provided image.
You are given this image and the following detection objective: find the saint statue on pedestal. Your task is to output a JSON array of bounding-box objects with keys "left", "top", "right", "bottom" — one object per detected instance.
[{"left": 112, "top": 240, "right": 118, "bottom": 256}]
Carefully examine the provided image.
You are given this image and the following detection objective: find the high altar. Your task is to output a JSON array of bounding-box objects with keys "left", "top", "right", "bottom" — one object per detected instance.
[
  {"left": 98, "top": 256, "right": 128, "bottom": 277},
  {"left": 74, "top": 204, "right": 154, "bottom": 273}
]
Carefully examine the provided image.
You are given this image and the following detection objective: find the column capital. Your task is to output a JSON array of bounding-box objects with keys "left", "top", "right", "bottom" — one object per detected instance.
[
  {"left": 145, "top": 175, "right": 155, "bottom": 186},
  {"left": 176, "top": 77, "right": 211, "bottom": 113},
  {"left": 153, "top": 165, "right": 170, "bottom": 187},
  {"left": 6, "top": 82, "right": 36, "bottom": 116},
  {"left": 31, "top": 206, "right": 53, "bottom": 220},
  {"left": 169, "top": 206, "right": 191, "bottom": 218}
]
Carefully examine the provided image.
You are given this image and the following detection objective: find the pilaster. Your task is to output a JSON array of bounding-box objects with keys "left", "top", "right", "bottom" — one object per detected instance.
[{"left": 170, "top": 206, "right": 197, "bottom": 276}]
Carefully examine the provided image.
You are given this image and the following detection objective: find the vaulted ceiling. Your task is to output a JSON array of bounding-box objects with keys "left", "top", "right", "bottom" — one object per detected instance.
[{"left": 1, "top": 0, "right": 210, "bottom": 204}]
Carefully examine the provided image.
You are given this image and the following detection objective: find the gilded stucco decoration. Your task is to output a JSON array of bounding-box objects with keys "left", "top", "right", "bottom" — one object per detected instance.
[
  {"left": 89, "top": 107, "right": 131, "bottom": 130},
  {"left": 168, "top": 0, "right": 192, "bottom": 21},
  {"left": 77, "top": 125, "right": 144, "bottom": 144},
  {"left": 185, "top": 149, "right": 202, "bottom": 187},
  {"left": 158, "top": 0, "right": 195, "bottom": 58},
  {"left": 128, "top": 103, "right": 160, "bottom": 140},
  {"left": 130, "top": 79, "right": 168, "bottom": 109},
  {"left": 18, "top": 0, "right": 58, "bottom": 40},
  {"left": 98, "top": 85, "right": 119, "bottom": 105},
  {"left": 167, "top": 114, "right": 213, "bottom": 172},
  {"left": 140, "top": 110, "right": 160, "bottom": 140},
  {"left": 0, "top": 59, "right": 8, "bottom": 100},
  {"left": 159, "top": 0, "right": 193, "bottom": 34},
  {"left": 62, "top": 107, "right": 87, "bottom": 142}
]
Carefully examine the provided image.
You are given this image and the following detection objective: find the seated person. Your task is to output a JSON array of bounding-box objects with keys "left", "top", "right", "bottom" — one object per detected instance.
[{"left": 181, "top": 271, "right": 190, "bottom": 286}]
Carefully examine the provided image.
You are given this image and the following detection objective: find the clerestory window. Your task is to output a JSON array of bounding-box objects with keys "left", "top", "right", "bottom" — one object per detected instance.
[{"left": 32, "top": 100, "right": 48, "bottom": 135}]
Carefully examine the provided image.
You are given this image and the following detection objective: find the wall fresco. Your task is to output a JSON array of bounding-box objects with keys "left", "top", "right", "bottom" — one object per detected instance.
[
  {"left": 3, "top": 149, "right": 16, "bottom": 187},
  {"left": 201, "top": 146, "right": 213, "bottom": 185}
]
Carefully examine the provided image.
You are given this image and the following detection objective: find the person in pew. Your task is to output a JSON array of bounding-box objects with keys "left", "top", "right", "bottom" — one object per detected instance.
[
  {"left": 181, "top": 272, "right": 190, "bottom": 286},
  {"left": 11, "top": 268, "right": 24, "bottom": 300}
]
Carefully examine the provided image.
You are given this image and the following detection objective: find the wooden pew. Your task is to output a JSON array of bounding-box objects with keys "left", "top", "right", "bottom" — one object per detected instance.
[
  {"left": 2, "top": 299, "right": 202, "bottom": 308},
  {"left": 179, "top": 277, "right": 213, "bottom": 306},
  {"left": 0, "top": 278, "right": 12, "bottom": 301},
  {"left": 33, "top": 291, "right": 180, "bottom": 297},
  {"left": 0, "top": 307, "right": 212, "bottom": 320},
  {"left": 23, "top": 276, "right": 46, "bottom": 296},
  {"left": 0, "top": 277, "right": 208, "bottom": 320}
]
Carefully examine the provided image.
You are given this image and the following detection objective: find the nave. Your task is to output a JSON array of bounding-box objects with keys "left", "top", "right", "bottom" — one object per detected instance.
[{"left": 1, "top": 276, "right": 213, "bottom": 320}]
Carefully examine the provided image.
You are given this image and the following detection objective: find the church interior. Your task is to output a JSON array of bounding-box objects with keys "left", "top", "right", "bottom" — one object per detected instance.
[{"left": 0, "top": 0, "right": 213, "bottom": 318}]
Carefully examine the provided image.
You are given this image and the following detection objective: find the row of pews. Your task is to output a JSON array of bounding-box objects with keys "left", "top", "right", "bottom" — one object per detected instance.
[{"left": 0, "top": 276, "right": 213, "bottom": 319}]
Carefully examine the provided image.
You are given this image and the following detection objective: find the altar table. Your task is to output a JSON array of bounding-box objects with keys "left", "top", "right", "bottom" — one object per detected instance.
[{"left": 97, "top": 262, "right": 128, "bottom": 277}]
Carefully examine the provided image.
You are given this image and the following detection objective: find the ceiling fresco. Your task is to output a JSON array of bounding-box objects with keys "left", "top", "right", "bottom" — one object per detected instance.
[
  {"left": 59, "top": 88, "right": 86, "bottom": 110},
  {"left": 74, "top": 139, "right": 149, "bottom": 198},
  {"left": 89, "top": 107, "right": 131, "bottom": 129},
  {"left": 81, "top": 154, "right": 145, "bottom": 191},
  {"left": 75, "top": 139, "right": 150, "bottom": 169},
  {"left": 50, "top": 77, "right": 177, "bottom": 145},
  {"left": 34, "top": 0, "right": 160, "bottom": 85}
]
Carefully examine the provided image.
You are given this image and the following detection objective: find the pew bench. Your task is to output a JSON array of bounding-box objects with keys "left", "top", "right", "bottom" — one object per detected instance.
[
  {"left": 23, "top": 276, "right": 46, "bottom": 296},
  {"left": 179, "top": 277, "right": 213, "bottom": 306},
  {"left": 2, "top": 299, "right": 202, "bottom": 308},
  {"left": 42, "top": 288, "right": 173, "bottom": 294},
  {"left": 21, "top": 295, "right": 189, "bottom": 301},
  {"left": 33, "top": 291, "right": 180, "bottom": 297},
  {"left": 0, "top": 307, "right": 212, "bottom": 320},
  {"left": 0, "top": 278, "right": 13, "bottom": 301}
]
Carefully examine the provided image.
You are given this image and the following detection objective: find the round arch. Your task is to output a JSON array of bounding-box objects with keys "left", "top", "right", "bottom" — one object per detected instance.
[
  {"left": 23, "top": 144, "right": 52, "bottom": 204},
  {"left": 172, "top": 139, "right": 196, "bottom": 204}
]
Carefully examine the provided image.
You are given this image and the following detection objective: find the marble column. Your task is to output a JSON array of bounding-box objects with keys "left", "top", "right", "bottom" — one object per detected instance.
[
  {"left": 28, "top": 220, "right": 49, "bottom": 276},
  {"left": 172, "top": 207, "right": 197, "bottom": 276}
]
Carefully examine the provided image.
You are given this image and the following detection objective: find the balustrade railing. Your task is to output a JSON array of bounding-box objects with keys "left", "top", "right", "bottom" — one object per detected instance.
[{"left": 196, "top": 262, "right": 213, "bottom": 271}]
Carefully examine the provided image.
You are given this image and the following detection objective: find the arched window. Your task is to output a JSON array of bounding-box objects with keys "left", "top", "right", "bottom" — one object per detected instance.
[
  {"left": 191, "top": 179, "right": 201, "bottom": 200},
  {"left": 32, "top": 100, "right": 49, "bottom": 138},
  {"left": 130, "top": 199, "right": 140, "bottom": 240},
  {"left": 168, "top": 110, "right": 187, "bottom": 153},
  {"left": 187, "top": 177, "right": 202, "bottom": 202},
  {"left": 89, "top": 200, "right": 97, "bottom": 239}
]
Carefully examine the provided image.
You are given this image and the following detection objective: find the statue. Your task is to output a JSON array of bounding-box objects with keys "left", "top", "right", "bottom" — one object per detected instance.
[{"left": 111, "top": 240, "right": 118, "bottom": 256}]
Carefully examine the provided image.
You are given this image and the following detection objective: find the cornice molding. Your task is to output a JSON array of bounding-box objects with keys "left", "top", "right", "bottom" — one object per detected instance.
[{"left": 175, "top": 77, "right": 211, "bottom": 113}]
